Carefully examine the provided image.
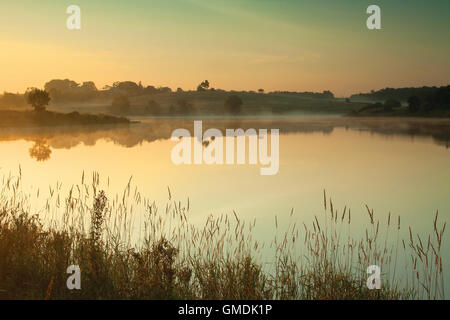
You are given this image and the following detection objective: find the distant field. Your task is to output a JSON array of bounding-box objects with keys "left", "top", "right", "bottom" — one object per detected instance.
[{"left": 46, "top": 92, "right": 367, "bottom": 116}]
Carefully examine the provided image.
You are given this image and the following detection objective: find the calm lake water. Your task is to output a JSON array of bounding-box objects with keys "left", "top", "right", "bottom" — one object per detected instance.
[{"left": 1, "top": 116, "right": 449, "bottom": 291}]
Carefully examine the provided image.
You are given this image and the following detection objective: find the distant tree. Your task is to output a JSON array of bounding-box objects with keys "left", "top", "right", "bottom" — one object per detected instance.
[
  {"left": 143, "top": 85, "right": 158, "bottom": 94},
  {"left": 0, "top": 92, "right": 27, "bottom": 108},
  {"left": 42, "top": 79, "right": 103, "bottom": 102},
  {"left": 345, "top": 98, "right": 351, "bottom": 103},
  {"left": 44, "top": 79, "right": 79, "bottom": 102},
  {"left": 146, "top": 100, "right": 162, "bottom": 115},
  {"left": 111, "top": 81, "right": 142, "bottom": 96},
  {"left": 224, "top": 95, "right": 243, "bottom": 114},
  {"left": 44, "top": 79, "right": 79, "bottom": 93},
  {"left": 27, "top": 89, "right": 51, "bottom": 112},
  {"left": 80, "top": 81, "right": 97, "bottom": 91},
  {"left": 350, "top": 86, "right": 445, "bottom": 103},
  {"left": 384, "top": 99, "right": 401, "bottom": 111},
  {"left": 407, "top": 96, "right": 421, "bottom": 112},
  {"left": 78, "top": 82, "right": 98, "bottom": 100},
  {"left": 158, "top": 86, "right": 172, "bottom": 94},
  {"left": 433, "top": 86, "right": 450, "bottom": 110},
  {"left": 176, "top": 87, "right": 184, "bottom": 93},
  {"left": 258, "top": 89, "right": 264, "bottom": 94},
  {"left": 197, "top": 80, "right": 210, "bottom": 92},
  {"left": 322, "top": 90, "right": 334, "bottom": 99},
  {"left": 110, "top": 94, "right": 130, "bottom": 114},
  {"left": 177, "top": 99, "right": 194, "bottom": 114}
]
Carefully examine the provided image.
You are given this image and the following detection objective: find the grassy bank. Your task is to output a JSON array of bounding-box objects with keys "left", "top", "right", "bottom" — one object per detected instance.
[
  {"left": 0, "top": 173, "right": 446, "bottom": 300},
  {"left": 45, "top": 91, "right": 366, "bottom": 117},
  {"left": 350, "top": 105, "right": 450, "bottom": 118},
  {"left": 0, "top": 110, "right": 129, "bottom": 128}
]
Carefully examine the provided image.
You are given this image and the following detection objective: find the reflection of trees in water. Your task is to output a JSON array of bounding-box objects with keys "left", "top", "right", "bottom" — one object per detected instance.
[
  {"left": 29, "top": 139, "right": 52, "bottom": 162},
  {"left": 0, "top": 118, "right": 449, "bottom": 153}
]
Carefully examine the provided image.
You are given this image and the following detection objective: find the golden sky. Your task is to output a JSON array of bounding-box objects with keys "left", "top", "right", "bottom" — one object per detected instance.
[{"left": 1, "top": 0, "right": 449, "bottom": 96}]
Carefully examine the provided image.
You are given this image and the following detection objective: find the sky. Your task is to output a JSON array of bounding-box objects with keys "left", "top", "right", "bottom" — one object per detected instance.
[{"left": 0, "top": 0, "right": 449, "bottom": 97}]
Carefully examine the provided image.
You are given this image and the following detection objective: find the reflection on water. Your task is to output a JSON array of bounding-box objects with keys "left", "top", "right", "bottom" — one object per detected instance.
[
  {"left": 0, "top": 117, "right": 449, "bottom": 162},
  {"left": 28, "top": 139, "right": 52, "bottom": 162},
  {"left": 1, "top": 116, "right": 449, "bottom": 291}
]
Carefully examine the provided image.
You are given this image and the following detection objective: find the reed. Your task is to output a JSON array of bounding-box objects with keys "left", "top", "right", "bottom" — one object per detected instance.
[{"left": 0, "top": 172, "right": 445, "bottom": 300}]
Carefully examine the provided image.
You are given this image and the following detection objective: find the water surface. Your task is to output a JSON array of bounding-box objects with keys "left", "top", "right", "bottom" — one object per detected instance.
[{"left": 1, "top": 117, "right": 449, "bottom": 288}]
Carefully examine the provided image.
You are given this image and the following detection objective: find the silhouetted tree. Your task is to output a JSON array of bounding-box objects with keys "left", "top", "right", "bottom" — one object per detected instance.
[
  {"left": 197, "top": 80, "right": 210, "bottom": 92},
  {"left": 111, "top": 81, "right": 142, "bottom": 96},
  {"left": 384, "top": 99, "right": 401, "bottom": 111},
  {"left": 224, "top": 95, "right": 243, "bottom": 114},
  {"left": 27, "top": 89, "right": 50, "bottom": 112},
  {"left": 43, "top": 79, "right": 102, "bottom": 102},
  {"left": 143, "top": 85, "right": 158, "bottom": 94},
  {"left": 80, "top": 81, "right": 97, "bottom": 91},
  {"left": 322, "top": 90, "right": 334, "bottom": 99},
  {"left": 350, "top": 86, "right": 442, "bottom": 102},
  {"left": 433, "top": 86, "right": 450, "bottom": 110},
  {"left": 45, "top": 79, "right": 79, "bottom": 93},
  {"left": 258, "top": 89, "right": 264, "bottom": 94},
  {"left": 407, "top": 96, "right": 421, "bottom": 112},
  {"left": 158, "top": 86, "right": 172, "bottom": 94}
]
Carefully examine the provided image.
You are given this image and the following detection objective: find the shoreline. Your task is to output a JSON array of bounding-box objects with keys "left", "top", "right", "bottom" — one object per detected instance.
[{"left": 0, "top": 109, "right": 130, "bottom": 128}]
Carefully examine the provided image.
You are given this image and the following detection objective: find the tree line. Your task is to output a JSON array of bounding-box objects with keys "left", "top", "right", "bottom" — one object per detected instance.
[
  {"left": 0, "top": 79, "right": 336, "bottom": 108},
  {"left": 111, "top": 94, "right": 243, "bottom": 116},
  {"left": 356, "top": 86, "right": 450, "bottom": 114},
  {"left": 350, "top": 86, "right": 447, "bottom": 103}
]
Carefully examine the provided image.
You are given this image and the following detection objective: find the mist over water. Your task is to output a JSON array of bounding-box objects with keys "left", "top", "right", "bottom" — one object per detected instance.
[{"left": 1, "top": 118, "right": 449, "bottom": 284}]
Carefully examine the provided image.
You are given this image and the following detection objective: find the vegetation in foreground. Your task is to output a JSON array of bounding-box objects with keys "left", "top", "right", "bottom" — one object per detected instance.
[{"left": 0, "top": 173, "right": 446, "bottom": 300}]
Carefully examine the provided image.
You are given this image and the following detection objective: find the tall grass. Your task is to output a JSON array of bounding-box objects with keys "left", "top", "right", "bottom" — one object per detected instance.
[{"left": 0, "top": 171, "right": 446, "bottom": 300}]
